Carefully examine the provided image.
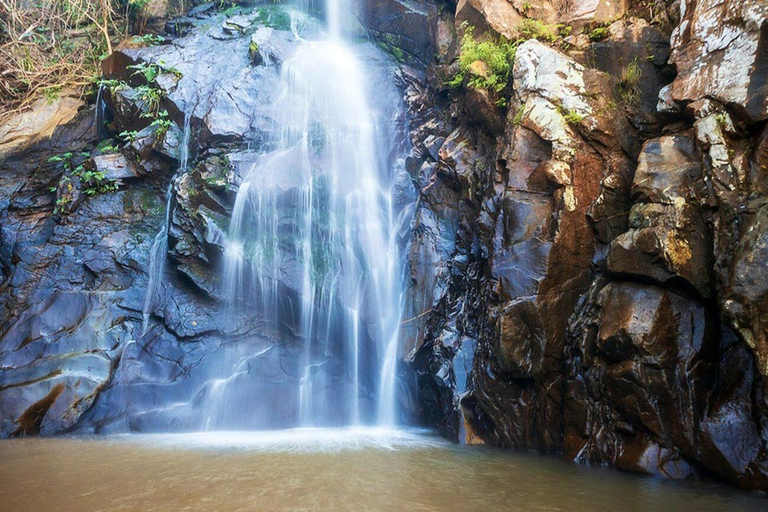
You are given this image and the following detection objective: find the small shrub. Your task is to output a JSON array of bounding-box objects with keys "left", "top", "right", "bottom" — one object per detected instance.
[
  {"left": 617, "top": 60, "right": 643, "bottom": 104},
  {"left": 587, "top": 25, "right": 610, "bottom": 42},
  {"left": 119, "top": 130, "right": 139, "bottom": 142},
  {"left": 133, "top": 34, "right": 167, "bottom": 46},
  {"left": 518, "top": 19, "right": 571, "bottom": 44},
  {"left": 48, "top": 151, "right": 119, "bottom": 214},
  {"left": 448, "top": 24, "right": 517, "bottom": 95},
  {"left": 134, "top": 84, "right": 165, "bottom": 113},
  {"left": 559, "top": 107, "right": 585, "bottom": 125},
  {"left": 149, "top": 110, "right": 173, "bottom": 137}
]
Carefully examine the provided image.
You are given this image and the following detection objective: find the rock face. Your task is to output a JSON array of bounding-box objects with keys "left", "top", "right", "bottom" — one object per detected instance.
[
  {"left": 3, "top": 0, "right": 768, "bottom": 494},
  {"left": 383, "top": 0, "right": 768, "bottom": 492},
  {"left": 0, "top": 6, "right": 335, "bottom": 435},
  {"left": 664, "top": 0, "right": 768, "bottom": 122}
]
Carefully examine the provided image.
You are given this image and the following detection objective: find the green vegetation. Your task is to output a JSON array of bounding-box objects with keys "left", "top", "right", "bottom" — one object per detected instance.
[
  {"left": 48, "top": 151, "right": 119, "bottom": 214},
  {"left": 149, "top": 110, "right": 173, "bottom": 137},
  {"left": 511, "top": 105, "right": 526, "bottom": 126},
  {"left": 127, "top": 61, "right": 181, "bottom": 83},
  {"left": 518, "top": 19, "right": 572, "bottom": 44},
  {"left": 714, "top": 113, "right": 731, "bottom": 131},
  {"left": 447, "top": 24, "right": 518, "bottom": 98},
  {"left": 253, "top": 6, "right": 292, "bottom": 31},
  {"left": 617, "top": 59, "right": 643, "bottom": 104},
  {"left": 134, "top": 84, "right": 165, "bottom": 113},
  {"left": 557, "top": 105, "right": 585, "bottom": 125},
  {"left": 0, "top": 0, "right": 170, "bottom": 122},
  {"left": 132, "top": 34, "right": 167, "bottom": 46},
  {"left": 126, "top": 61, "right": 182, "bottom": 133},
  {"left": 448, "top": 19, "right": 575, "bottom": 106},
  {"left": 586, "top": 24, "right": 611, "bottom": 42},
  {"left": 118, "top": 130, "right": 139, "bottom": 142}
]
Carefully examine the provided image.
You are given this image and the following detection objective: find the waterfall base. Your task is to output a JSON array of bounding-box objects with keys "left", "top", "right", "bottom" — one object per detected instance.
[{"left": 1, "top": 435, "right": 766, "bottom": 512}]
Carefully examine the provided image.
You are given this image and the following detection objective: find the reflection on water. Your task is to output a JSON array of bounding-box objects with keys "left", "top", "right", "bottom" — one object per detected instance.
[{"left": 0, "top": 429, "right": 765, "bottom": 512}]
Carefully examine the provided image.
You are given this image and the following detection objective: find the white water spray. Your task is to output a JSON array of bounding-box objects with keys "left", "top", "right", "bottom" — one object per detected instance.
[{"left": 221, "top": 3, "right": 407, "bottom": 426}]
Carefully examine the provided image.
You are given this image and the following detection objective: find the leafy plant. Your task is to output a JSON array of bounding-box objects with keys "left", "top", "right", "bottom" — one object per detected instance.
[
  {"left": 47, "top": 150, "right": 119, "bottom": 214},
  {"left": 128, "top": 62, "right": 161, "bottom": 83},
  {"left": 560, "top": 107, "right": 585, "bottom": 125},
  {"left": 134, "top": 84, "right": 165, "bottom": 113},
  {"left": 149, "top": 109, "right": 173, "bottom": 137},
  {"left": 586, "top": 24, "right": 610, "bottom": 42},
  {"left": 97, "top": 78, "right": 128, "bottom": 91},
  {"left": 119, "top": 130, "right": 139, "bottom": 142},
  {"left": 518, "top": 19, "right": 571, "bottom": 44},
  {"left": 447, "top": 24, "right": 517, "bottom": 95},
  {"left": 133, "top": 34, "right": 167, "bottom": 46}
]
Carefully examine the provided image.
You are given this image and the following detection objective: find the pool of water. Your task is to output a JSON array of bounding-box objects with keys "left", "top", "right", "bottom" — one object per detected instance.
[{"left": 0, "top": 428, "right": 764, "bottom": 511}]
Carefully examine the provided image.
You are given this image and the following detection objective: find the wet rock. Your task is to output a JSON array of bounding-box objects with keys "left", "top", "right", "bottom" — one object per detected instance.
[
  {"left": 725, "top": 205, "right": 768, "bottom": 376},
  {"left": 493, "top": 299, "right": 544, "bottom": 378},
  {"left": 353, "top": 0, "right": 438, "bottom": 65},
  {"left": 90, "top": 153, "right": 142, "bottom": 181},
  {"left": 571, "top": 17, "right": 673, "bottom": 114},
  {"left": 607, "top": 133, "right": 713, "bottom": 297},
  {"left": 455, "top": 0, "right": 523, "bottom": 40},
  {"left": 102, "top": 16, "right": 296, "bottom": 147},
  {"left": 568, "top": 0, "right": 628, "bottom": 28},
  {"left": 0, "top": 291, "right": 130, "bottom": 436}
]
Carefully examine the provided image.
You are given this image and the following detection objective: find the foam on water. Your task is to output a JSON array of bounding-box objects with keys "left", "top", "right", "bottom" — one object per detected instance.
[{"left": 108, "top": 427, "right": 444, "bottom": 453}]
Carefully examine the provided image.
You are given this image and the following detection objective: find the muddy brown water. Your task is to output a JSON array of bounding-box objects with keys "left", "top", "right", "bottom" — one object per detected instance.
[{"left": 0, "top": 428, "right": 765, "bottom": 512}]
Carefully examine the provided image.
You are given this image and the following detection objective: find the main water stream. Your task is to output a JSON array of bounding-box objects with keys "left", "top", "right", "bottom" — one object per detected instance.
[{"left": 208, "top": 0, "right": 408, "bottom": 428}]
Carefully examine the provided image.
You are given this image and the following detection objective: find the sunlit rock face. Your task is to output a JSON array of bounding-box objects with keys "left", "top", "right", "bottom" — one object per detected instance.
[
  {"left": 384, "top": 0, "right": 768, "bottom": 492},
  {"left": 664, "top": 0, "right": 768, "bottom": 122}
]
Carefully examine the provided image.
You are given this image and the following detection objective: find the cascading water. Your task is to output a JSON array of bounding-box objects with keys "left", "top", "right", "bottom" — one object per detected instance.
[
  {"left": 141, "top": 112, "right": 192, "bottom": 335},
  {"left": 218, "top": 1, "right": 409, "bottom": 428}
]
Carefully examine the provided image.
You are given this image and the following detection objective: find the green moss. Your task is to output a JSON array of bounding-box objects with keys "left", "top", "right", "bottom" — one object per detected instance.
[
  {"left": 512, "top": 104, "right": 526, "bottom": 126},
  {"left": 714, "top": 113, "right": 729, "bottom": 129}
]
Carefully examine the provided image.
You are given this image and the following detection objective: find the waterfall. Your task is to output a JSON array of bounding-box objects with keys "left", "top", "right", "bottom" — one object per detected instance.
[
  {"left": 221, "top": 2, "right": 408, "bottom": 427},
  {"left": 141, "top": 112, "right": 192, "bottom": 335},
  {"left": 94, "top": 84, "right": 107, "bottom": 139}
]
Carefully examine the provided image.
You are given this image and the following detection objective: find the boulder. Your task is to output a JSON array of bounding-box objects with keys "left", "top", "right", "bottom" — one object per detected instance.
[
  {"left": 665, "top": 0, "right": 768, "bottom": 122},
  {"left": 90, "top": 153, "right": 142, "bottom": 181},
  {"left": 607, "top": 133, "right": 713, "bottom": 297},
  {"left": 353, "top": 0, "right": 439, "bottom": 65}
]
